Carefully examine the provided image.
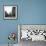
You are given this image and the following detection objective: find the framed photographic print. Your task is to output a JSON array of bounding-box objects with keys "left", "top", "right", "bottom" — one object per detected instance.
[
  {"left": 18, "top": 24, "right": 46, "bottom": 41},
  {"left": 4, "top": 5, "right": 17, "bottom": 19}
]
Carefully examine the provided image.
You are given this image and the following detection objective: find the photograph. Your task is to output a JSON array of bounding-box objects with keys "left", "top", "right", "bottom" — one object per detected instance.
[
  {"left": 4, "top": 5, "right": 17, "bottom": 19},
  {"left": 18, "top": 25, "right": 46, "bottom": 41},
  {"left": 18, "top": 25, "right": 46, "bottom": 46}
]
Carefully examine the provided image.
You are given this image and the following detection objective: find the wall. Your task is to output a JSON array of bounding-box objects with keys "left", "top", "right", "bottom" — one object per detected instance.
[{"left": 0, "top": 0, "right": 46, "bottom": 44}]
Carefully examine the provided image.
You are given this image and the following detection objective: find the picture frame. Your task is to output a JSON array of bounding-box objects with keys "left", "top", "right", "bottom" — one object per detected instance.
[
  {"left": 4, "top": 5, "right": 17, "bottom": 19},
  {"left": 18, "top": 24, "right": 46, "bottom": 41}
]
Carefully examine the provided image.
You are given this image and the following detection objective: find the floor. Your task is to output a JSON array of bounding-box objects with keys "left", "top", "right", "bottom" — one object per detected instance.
[
  {"left": 0, "top": 40, "right": 46, "bottom": 46},
  {"left": 19, "top": 40, "right": 46, "bottom": 46},
  {"left": 0, "top": 44, "right": 18, "bottom": 46}
]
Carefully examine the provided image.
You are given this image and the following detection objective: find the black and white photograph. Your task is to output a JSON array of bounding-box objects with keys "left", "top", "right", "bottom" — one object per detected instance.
[
  {"left": 18, "top": 25, "right": 46, "bottom": 46},
  {"left": 18, "top": 25, "right": 46, "bottom": 41},
  {"left": 4, "top": 5, "right": 17, "bottom": 19}
]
